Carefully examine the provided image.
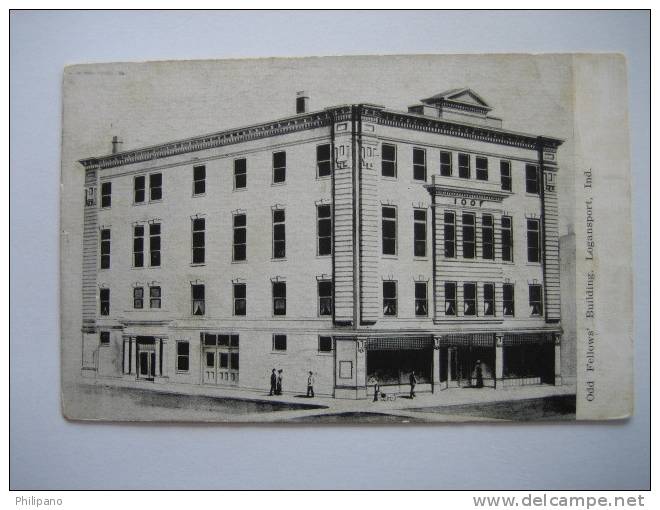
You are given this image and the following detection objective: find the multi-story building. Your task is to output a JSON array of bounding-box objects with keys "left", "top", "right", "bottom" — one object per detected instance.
[{"left": 79, "top": 88, "right": 564, "bottom": 399}]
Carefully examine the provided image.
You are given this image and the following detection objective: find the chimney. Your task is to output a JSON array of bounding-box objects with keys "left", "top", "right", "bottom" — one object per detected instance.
[
  {"left": 296, "top": 91, "right": 309, "bottom": 114},
  {"left": 111, "top": 135, "right": 123, "bottom": 154}
]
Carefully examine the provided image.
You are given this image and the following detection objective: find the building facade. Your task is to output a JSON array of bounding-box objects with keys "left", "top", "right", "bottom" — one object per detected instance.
[{"left": 79, "top": 88, "right": 564, "bottom": 399}]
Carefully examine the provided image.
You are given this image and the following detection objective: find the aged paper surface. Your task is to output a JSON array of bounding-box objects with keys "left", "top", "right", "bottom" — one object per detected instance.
[{"left": 59, "top": 54, "right": 632, "bottom": 422}]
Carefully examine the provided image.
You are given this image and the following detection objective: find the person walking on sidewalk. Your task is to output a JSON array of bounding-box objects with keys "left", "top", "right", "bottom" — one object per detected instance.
[
  {"left": 306, "top": 371, "right": 315, "bottom": 398},
  {"left": 409, "top": 370, "right": 417, "bottom": 399},
  {"left": 474, "top": 360, "right": 484, "bottom": 388},
  {"left": 269, "top": 368, "right": 277, "bottom": 396},
  {"left": 276, "top": 369, "right": 283, "bottom": 395}
]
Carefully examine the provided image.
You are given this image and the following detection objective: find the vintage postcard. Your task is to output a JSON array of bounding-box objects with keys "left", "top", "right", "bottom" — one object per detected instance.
[{"left": 59, "top": 54, "right": 633, "bottom": 423}]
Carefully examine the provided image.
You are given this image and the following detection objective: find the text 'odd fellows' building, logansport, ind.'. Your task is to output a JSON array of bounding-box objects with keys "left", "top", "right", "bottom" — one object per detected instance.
[{"left": 79, "top": 88, "right": 567, "bottom": 399}]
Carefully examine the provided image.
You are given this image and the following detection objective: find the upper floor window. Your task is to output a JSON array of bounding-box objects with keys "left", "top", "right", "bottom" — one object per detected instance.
[
  {"left": 317, "top": 205, "right": 332, "bottom": 256},
  {"left": 149, "top": 285, "right": 161, "bottom": 309},
  {"left": 149, "top": 173, "right": 162, "bottom": 201},
  {"left": 133, "top": 225, "right": 144, "bottom": 268},
  {"left": 272, "top": 209, "right": 285, "bottom": 259},
  {"left": 381, "top": 206, "right": 397, "bottom": 256},
  {"left": 101, "top": 182, "right": 111, "bottom": 208},
  {"left": 234, "top": 158, "right": 247, "bottom": 189},
  {"left": 444, "top": 282, "right": 456, "bottom": 316},
  {"left": 526, "top": 164, "right": 540, "bottom": 194},
  {"left": 134, "top": 176, "right": 146, "bottom": 204},
  {"left": 529, "top": 284, "right": 543, "bottom": 316},
  {"left": 273, "top": 151, "right": 286, "bottom": 184},
  {"left": 527, "top": 219, "right": 541, "bottom": 263},
  {"left": 482, "top": 214, "right": 494, "bottom": 260},
  {"left": 440, "top": 151, "right": 452, "bottom": 177},
  {"left": 149, "top": 223, "right": 161, "bottom": 267},
  {"left": 444, "top": 211, "right": 456, "bottom": 258},
  {"left": 191, "top": 283, "right": 205, "bottom": 316},
  {"left": 318, "top": 280, "right": 333, "bottom": 316},
  {"left": 100, "top": 288, "right": 110, "bottom": 316},
  {"left": 382, "top": 281, "right": 397, "bottom": 316},
  {"left": 317, "top": 144, "right": 331, "bottom": 178},
  {"left": 272, "top": 281, "right": 286, "bottom": 316},
  {"left": 191, "top": 218, "right": 205, "bottom": 265},
  {"left": 503, "top": 283, "right": 515, "bottom": 316},
  {"left": 463, "top": 282, "right": 477, "bottom": 316},
  {"left": 414, "top": 208, "right": 427, "bottom": 257},
  {"left": 484, "top": 283, "right": 495, "bottom": 316},
  {"left": 100, "top": 331, "right": 110, "bottom": 345},
  {"left": 100, "top": 228, "right": 111, "bottom": 269},
  {"left": 133, "top": 286, "right": 144, "bottom": 309},
  {"left": 176, "top": 341, "right": 190, "bottom": 372},
  {"left": 233, "top": 283, "right": 246, "bottom": 316},
  {"left": 462, "top": 213, "right": 475, "bottom": 259},
  {"left": 476, "top": 156, "right": 488, "bottom": 181},
  {"left": 415, "top": 281, "right": 428, "bottom": 317},
  {"left": 273, "top": 334, "right": 287, "bottom": 352},
  {"left": 233, "top": 213, "right": 246, "bottom": 261},
  {"left": 501, "top": 216, "right": 513, "bottom": 262},
  {"left": 381, "top": 143, "right": 397, "bottom": 178},
  {"left": 413, "top": 147, "right": 426, "bottom": 181},
  {"left": 193, "top": 165, "right": 206, "bottom": 195},
  {"left": 500, "top": 161, "right": 512, "bottom": 191},
  {"left": 458, "top": 153, "right": 470, "bottom": 179},
  {"left": 318, "top": 336, "right": 333, "bottom": 353}
]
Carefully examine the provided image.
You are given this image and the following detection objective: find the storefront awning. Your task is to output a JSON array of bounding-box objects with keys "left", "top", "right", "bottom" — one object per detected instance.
[
  {"left": 366, "top": 336, "right": 433, "bottom": 351},
  {"left": 440, "top": 333, "right": 494, "bottom": 347},
  {"left": 504, "top": 333, "right": 554, "bottom": 345}
]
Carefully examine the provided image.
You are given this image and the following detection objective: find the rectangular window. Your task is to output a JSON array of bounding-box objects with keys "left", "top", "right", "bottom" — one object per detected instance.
[
  {"left": 100, "top": 229, "right": 110, "bottom": 269},
  {"left": 444, "top": 211, "right": 456, "bottom": 258},
  {"left": 383, "top": 281, "right": 397, "bottom": 316},
  {"left": 100, "top": 288, "right": 110, "bottom": 315},
  {"left": 134, "top": 175, "right": 145, "bottom": 204},
  {"left": 415, "top": 281, "right": 428, "bottom": 317},
  {"left": 233, "top": 283, "right": 246, "bottom": 316},
  {"left": 482, "top": 214, "right": 494, "bottom": 260},
  {"left": 318, "top": 336, "right": 333, "bottom": 353},
  {"left": 526, "top": 164, "right": 540, "bottom": 194},
  {"left": 176, "top": 341, "right": 189, "bottom": 372},
  {"left": 527, "top": 219, "right": 541, "bottom": 263},
  {"left": 273, "top": 334, "right": 287, "bottom": 351},
  {"left": 233, "top": 213, "right": 246, "bottom": 261},
  {"left": 149, "top": 173, "right": 162, "bottom": 201},
  {"left": 149, "top": 223, "right": 161, "bottom": 267},
  {"left": 382, "top": 206, "right": 397, "bottom": 255},
  {"left": 529, "top": 284, "right": 543, "bottom": 316},
  {"left": 413, "top": 147, "right": 426, "bottom": 181},
  {"left": 100, "top": 331, "right": 110, "bottom": 345},
  {"left": 192, "top": 218, "right": 205, "bottom": 264},
  {"left": 149, "top": 286, "right": 161, "bottom": 309},
  {"left": 133, "top": 225, "right": 144, "bottom": 267},
  {"left": 133, "top": 286, "right": 144, "bottom": 309},
  {"left": 484, "top": 283, "right": 495, "bottom": 316},
  {"left": 317, "top": 205, "right": 332, "bottom": 256},
  {"left": 273, "top": 151, "right": 286, "bottom": 183},
  {"left": 101, "top": 182, "right": 111, "bottom": 208},
  {"left": 444, "top": 282, "right": 456, "bottom": 316},
  {"left": 476, "top": 156, "right": 488, "bottom": 181},
  {"left": 440, "top": 151, "right": 452, "bottom": 176},
  {"left": 463, "top": 283, "right": 476, "bottom": 316},
  {"left": 500, "top": 161, "right": 512, "bottom": 191},
  {"left": 191, "top": 284, "right": 205, "bottom": 316},
  {"left": 234, "top": 158, "right": 247, "bottom": 189},
  {"left": 317, "top": 144, "right": 331, "bottom": 177},
  {"left": 381, "top": 143, "right": 397, "bottom": 178},
  {"left": 501, "top": 216, "right": 513, "bottom": 262},
  {"left": 272, "top": 209, "right": 285, "bottom": 259},
  {"left": 318, "top": 280, "right": 333, "bottom": 316},
  {"left": 503, "top": 283, "right": 515, "bottom": 316},
  {"left": 414, "top": 208, "right": 427, "bottom": 257},
  {"left": 193, "top": 165, "right": 206, "bottom": 195},
  {"left": 462, "top": 213, "right": 475, "bottom": 259},
  {"left": 273, "top": 281, "right": 286, "bottom": 316},
  {"left": 458, "top": 153, "right": 470, "bottom": 179}
]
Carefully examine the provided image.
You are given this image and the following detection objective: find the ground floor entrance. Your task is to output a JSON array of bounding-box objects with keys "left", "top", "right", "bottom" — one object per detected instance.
[
  {"left": 201, "top": 332, "right": 240, "bottom": 386},
  {"left": 136, "top": 337, "right": 156, "bottom": 381}
]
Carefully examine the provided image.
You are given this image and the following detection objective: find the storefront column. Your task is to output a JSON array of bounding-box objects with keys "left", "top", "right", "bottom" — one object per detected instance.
[
  {"left": 154, "top": 338, "right": 161, "bottom": 377},
  {"left": 356, "top": 337, "right": 367, "bottom": 399},
  {"left": 495, "top": 334, "right": 504, "bottom": 388},
  {"left": 554, "top": 333, "right": 562, "bottom": 386},
  {"left": 122, "top": 336, "right": 130, "bottom": 374},
  {"left": 129, "top": 337, "right": 137, "bottom": 375},
  {"left": 432, "top": 336, "right": 442, "bottom": 392},
  {"left": 161, "top": 339, "right": 168, "bottom": 378}
]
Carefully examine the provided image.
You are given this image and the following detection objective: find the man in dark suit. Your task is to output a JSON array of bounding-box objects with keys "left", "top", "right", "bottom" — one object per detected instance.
[
  {"left": 409, "top": 370, "right": 417, "bottom": 399},
  {"left": 269, "top": 368, "right": 277, "bottom": 396}
]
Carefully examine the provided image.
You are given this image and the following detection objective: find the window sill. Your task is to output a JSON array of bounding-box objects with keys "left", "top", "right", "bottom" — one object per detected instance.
[
  {"left": 133, "top": 202, "right": 147, "bottom": 206},
  {"left": 316, "top": 254, "right": 332, "bottom": 259},
  {"left": 271, "top": 257, "right": 287, "bottom": 262},
  {"left": 192, "top": 193, "right": 206, "bottom": 198},
  {"left": 190, "top": 263, "right": 206, "bottom": 267},
  {"left": 317, "top": 352, "right": 333, "bottom": 356},
  {"left": 413, "top": 257, "right": 430, "bottom": 262},
  {"left": 232, "top": 260, "right": 248, "bottom": 264},
  {"left": 149, "top": 199, "right": 163, "bottom": 204},
  {"left": 175, "top": 370, "right": 190, "bottom": 375},
  {"left": 233, "top": 187, "right": 248, "bottom": 192},
  {"left": 316, "top": 175, "right": 332, "bottom": 181},
  {"left": 381, "top": 254, "right": 398, "bottom": 260},
  {"left": 271, "top": 350, "right": 287, "bottom": 354},
  {"left": 271, "top": 181, "right": 287, "bottom": 187},
  {"left": 380, "top": 175, "right": 398, "bottom": 181}
]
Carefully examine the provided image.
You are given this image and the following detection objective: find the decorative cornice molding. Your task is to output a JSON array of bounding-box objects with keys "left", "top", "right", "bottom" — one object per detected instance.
[{"left": 424, "top": 184, "right": 511, "bottom": 203}]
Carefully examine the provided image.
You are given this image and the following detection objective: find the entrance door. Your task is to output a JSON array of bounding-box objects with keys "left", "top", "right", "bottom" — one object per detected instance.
[
  {"left": 203, "top": 350, "right": 216, "bottom": 384},
  {"left": 136, "top": 337, "right": 156, "bottom": 380}
]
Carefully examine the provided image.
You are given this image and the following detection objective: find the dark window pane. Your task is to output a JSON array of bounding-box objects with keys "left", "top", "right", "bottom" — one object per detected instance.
[{"left": 319, "top": 336, "right": 332, "bottom": 352}]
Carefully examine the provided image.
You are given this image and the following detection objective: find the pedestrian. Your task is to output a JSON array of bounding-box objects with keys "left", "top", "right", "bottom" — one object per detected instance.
[
  {"left": 269, "top": 368, "right": 277, "bottom": 396},
  {"left": 409, "top": 370, "right": 417, "bottom": 399},
  {"left": 373, "top": 379, "right": 380, "bottom": 402},
  {"left": 306, "top": 371, "right": 315, "bottom": 398},
  {"left": 475, "top": 360, "right": 484, "bottom": 388},
  {"left": 276, "top": 369, "right": 283, "bottom": 395}
]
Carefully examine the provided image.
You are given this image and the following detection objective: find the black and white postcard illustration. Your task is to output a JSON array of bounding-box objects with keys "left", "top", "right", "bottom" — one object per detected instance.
[{"left": 60, "top": 54, "right": 633, "bottom": 422}]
